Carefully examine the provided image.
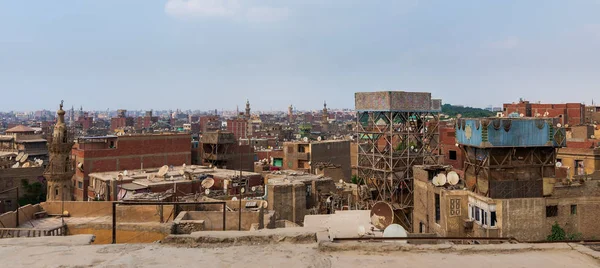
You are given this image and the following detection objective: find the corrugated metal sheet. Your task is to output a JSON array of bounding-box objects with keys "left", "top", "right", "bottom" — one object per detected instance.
[{"left": 455, "top": 118, "right": 566, "bottom": 148}]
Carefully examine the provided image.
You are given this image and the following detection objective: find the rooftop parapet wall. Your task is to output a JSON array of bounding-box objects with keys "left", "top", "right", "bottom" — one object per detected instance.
[
  {"left": 355, "top": 91, "right": 441, "bottom": 112},
  {"left": 455, "top": 118, "right": 566, "bottom": 148}
]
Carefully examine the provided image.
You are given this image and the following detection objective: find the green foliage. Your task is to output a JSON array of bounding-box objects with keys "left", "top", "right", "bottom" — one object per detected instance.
[
  {"left": 442, "top": 104, "right": 495, "bottom": 118},
  {"left": 547, "top": 222, "right": 582, "bottom": 241},
  {"left": 351, "top": 175, "right": 364, "bottom": 185},
  {"left": 17, "top": 179, "right": 46, "bottom": 206},
  {"left": 547, "top": 222, "right": 566, "bottom": 241}
]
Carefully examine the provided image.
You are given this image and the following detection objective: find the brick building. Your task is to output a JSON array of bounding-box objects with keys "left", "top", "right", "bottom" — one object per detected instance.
[
  {"left": 283, "top": 139, "right": 351, "bottom": 182},
  {"left": 503, "top": 100, "right": 585, "bottom": 127},
  {"left": 71, "top": 133, "right": 191, "bottom": 201},
  {"left": 439, "top": 122, "right": 463, "bottom": 170},
  {"left": 226, "top": 118, "right": 248, "bottom": 140}
]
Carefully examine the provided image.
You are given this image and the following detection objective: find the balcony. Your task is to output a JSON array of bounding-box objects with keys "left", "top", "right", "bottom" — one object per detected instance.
[{"left": 295, "top": 152, "right": 310, "bottom": 161}]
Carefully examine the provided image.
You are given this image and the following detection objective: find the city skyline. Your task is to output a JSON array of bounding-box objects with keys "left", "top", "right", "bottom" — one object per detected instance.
[{"left": 1, "top": 0, "right": 600, "bottom": 110}]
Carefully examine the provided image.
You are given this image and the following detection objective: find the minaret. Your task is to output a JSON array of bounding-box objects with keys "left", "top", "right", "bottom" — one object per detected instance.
[
  {"left": 321, "top": 101, "right": 329, "bottom": 133},
  {"left": 45, "top": 101, "right": 75, "bottom": 201},
  {"left": 288, "top": 104, "right": 294, "bottom": 124},
  {"left": 245, "top": 99, "right": 251, "bottom": 119}
]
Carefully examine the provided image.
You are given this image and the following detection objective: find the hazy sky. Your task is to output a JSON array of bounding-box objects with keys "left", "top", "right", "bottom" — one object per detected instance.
[{"left": 1, "top": 0, "right": 600, "bottom": 111}]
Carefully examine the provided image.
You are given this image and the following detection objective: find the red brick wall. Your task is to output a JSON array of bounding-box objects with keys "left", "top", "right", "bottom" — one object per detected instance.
[
  {"left": 439, "top": 125, "right": 463, "bottom": 170},
  {"left": 71, "top": 134, "right": 192, "bottom": 200}
]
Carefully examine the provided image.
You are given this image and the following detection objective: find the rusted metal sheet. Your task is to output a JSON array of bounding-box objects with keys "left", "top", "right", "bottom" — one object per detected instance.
[{"left": 355, "top": 91, "right": 435, "bottom": 112}]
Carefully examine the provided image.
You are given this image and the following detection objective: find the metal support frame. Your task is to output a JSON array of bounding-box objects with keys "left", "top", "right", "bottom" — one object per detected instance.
[
  {"left": 111, "top": 201, "right": 227, "bottom": 244},
  {"left": 356, "top": 110, "right": 440, "bottom": 231},
  {"left": 462, "top": 146, "right": 556, "bottom": 198}
]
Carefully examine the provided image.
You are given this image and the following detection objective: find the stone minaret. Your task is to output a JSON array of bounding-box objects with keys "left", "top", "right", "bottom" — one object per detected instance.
[
  {"left": 321, "top": 101, "right": 329, "bottom": 133},
  {"left": 288, "top": 104, "right": 294, "bottom": 124},
  {"left": 45, "top": 101, "right": 75, "bottom": 201},
  {"left": 245, "top": 99, "right": 251, "bottom": 119}
]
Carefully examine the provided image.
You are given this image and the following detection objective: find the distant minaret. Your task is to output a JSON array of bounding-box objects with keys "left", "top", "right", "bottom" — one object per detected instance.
[
  {"left": 69, "top": 106, "right": 75, "bottom": 125},
  {"left": 288, "top": 104, "right": 294, "bottom": 124},
  {"left": 245, "top": 99, "right": 251, "bottom": 119},
  {"left": 321, "top": 101, "right": 329, "bottom": 133},
  {"left": 45, "top": 101, "right": 74, "bottom": 201}
]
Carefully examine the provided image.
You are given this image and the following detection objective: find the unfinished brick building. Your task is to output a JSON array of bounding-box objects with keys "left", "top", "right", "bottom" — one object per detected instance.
[
  {"left": 503, "top": 99, "right": 585, "bottom": 127},
  {"left": 71, "top": 133, "right": 191, "bottom": 201}
]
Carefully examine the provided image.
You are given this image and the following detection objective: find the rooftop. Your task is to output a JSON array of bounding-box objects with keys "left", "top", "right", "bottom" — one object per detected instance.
[{"left": 5, "top": 125, "right": 36, "bottom": 133}]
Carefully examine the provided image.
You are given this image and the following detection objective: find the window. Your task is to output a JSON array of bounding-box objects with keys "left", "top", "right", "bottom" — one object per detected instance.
[
  {"left": 435, "top": 193, "right": 440, "bottom": 223},
  {"left": 575, "top": 160, "right": 585, "bottom": 175},
  {"left": 490, "top": 211, "right": 497, "bottom": 227},
  {"left": 475, "top": 207, "right": 481, "bottom": 222},
  {"left": 110, "top": 141, "right": 115, "bottom": 148},
  {"left": 556, "top": 158, "right": 562, "bottom": 163},
  {"left": 449, "top": 199, "right": 461, "bottom": 216},
  {"left": 78, "top": 181, "right": 83, "bottom": 189},
  {"left": 571, "top": 205, "right": 577, "bottom": 215},
  {"left": 482, "top": 211, "right": 488, "bottom": 226},
  {"left": 449, "top": 150, "right": 457, "bottom": 160},
  {"left": 546, "top": 205, "right": 558, "bottom": 217},
  {"left": 419, "top": 222, "right": 425, "bottom": 233},
  {"left": 55, "top": 188, "right": 59, "bottom": 196}
]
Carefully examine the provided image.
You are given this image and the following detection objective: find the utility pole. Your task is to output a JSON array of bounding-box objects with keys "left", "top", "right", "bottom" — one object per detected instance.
[{"left": 239, "top": 141, "right": 242, "bottom": 231}]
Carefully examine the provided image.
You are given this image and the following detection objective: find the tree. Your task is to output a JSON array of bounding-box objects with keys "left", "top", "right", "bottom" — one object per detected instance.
[
  {"left": 17, "top": 179, "right": 46, "bottom": 206},
  {"left": 547, "top": 222, "right": 566, "bottom": 241}
]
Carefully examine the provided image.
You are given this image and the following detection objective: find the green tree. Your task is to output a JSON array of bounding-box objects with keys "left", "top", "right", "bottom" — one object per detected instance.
[
  {"left": 547, "top": 222, "right": 566, "bottom": 241},
  {"left": 17, "top": 179, "right": 46, "bottom": 206},
  {"left": 441, "top": 104, "right": 495, "bottom": 118}
]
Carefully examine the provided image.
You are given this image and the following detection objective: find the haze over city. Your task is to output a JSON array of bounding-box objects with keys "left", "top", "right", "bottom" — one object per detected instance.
[{"left": 2, "top": 0, "right": 600, "bottom": 111}]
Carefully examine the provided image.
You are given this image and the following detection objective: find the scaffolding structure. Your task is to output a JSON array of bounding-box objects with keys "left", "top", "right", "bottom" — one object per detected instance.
[{"left": 355, "top": 91, "right": 441, "bottom": 231}]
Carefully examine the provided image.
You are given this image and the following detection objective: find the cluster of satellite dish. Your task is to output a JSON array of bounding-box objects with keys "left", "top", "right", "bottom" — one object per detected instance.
[
  {"left": 9, "top": 152, "right": 43, "bottom": 168},
  {"left": 432, "top": 171, "right": 460, "bottom": 186}
]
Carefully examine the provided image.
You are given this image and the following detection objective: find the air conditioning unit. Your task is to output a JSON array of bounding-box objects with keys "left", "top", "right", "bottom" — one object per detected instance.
[{"left": 464, "top": 219, "right": 474, "bottom": 230}]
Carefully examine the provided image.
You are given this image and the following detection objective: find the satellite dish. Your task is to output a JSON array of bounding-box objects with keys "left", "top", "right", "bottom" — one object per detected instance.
[
  {"left": 557, "top": 123, "right": 562, "bottom": 128},
  {"left": 262, "top": 201, "right": 268, "bottom": 208},
  {"left": 357, "top": 225, "right": 366, "bottom": 237},
  {"left": 157, "top": 165, "right": 169, "bottom": 177},
  {"left": 438, "top": 173, "right": 447, "bottom": 185},
  {"left": 432, "top": 175, "right": 441, "bottom": 186},
  {"left": 382, "top": 224, "right": 408, "bottom": 243},
  {"left": 15, "top": 152, "right": 24, "bottom": 162},
  {"left": 339, "top": 179, "right": 343, "bottom": 184},
  {"left": 232, "top": 196, "right": 238, "bottom": 201},
  {"left": 123, "top": 170, "right": 128, "bottom": 176},
  {"left": 240, "top": 187, "right": 245, "bottom": 194},
  {"left": 22, "top": 162, "right": 31, "bottom": 168},
  {"left": 565, "top": 124, "right": 569, "bottom": 128},
  {"left": 204, "top": 189, "right": 210, "bottom": 195},
  {"left": 11, "top": 162, "right": 20, "bottom": 168},
  {"left": 178, "top": 170, "right": 185, "bottom": 176},
  {"left": 591, "top": 135, "right": 596, "bottom": 139},
  {"left": 555, "top": 162, "right": 563, "bottom": 168},
  {"left": 303, "top": 137, "right": 309, "bottom": 142},
  {"left": 317, "top": 136, "right": 322, "bottom": 141},
  {"left": 544, "top": 112, "right": 549, "bottom": 117},
  {"left": 182, "top": 163, "right": 186, "bottom": 169},
  {"left": 20, "top": 153, "right": 28, "bottom": 163},
  {"left": 201, "top": 178, "right": 215, "bottom": 189},
  {"left": 251, "top": 186, "right": 256, "bottom": 192},
  {"left": 447, "top": 171, "right": 459, "bottom": 185},
  {"left": 519, "top": 113, "right": 524, "bottom": 117},
  {"left": 295, "top": 134, "right": 301, "bottom": 139}
]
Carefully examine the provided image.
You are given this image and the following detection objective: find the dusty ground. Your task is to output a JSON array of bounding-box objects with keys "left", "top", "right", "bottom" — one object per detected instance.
[{"left": 0, "top": 237, "right": 599, "bottom": 268}]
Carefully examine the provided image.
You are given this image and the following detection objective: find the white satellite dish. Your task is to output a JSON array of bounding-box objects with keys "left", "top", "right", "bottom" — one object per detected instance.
[
  {"left": 11, "top": 162, "right": 20, "bottom": 168},
  {"left": 438, "top": 173, "right": 447, "bottom": 185},
  {"left": 123, "top": 170, "right": 128, "bottom": 176},
  {"left": 303, "top": 137, "right": 309, "bottom": 142},
  {"left": 555, "top": 162, "right": 563, "bottom": 168},
  {"left": 240, "top": 187, "right": 245, "bottom": 194},
  {"left": 204, "top": 189, "right": 210, "bottom": 195},
  {"left": 22, "top": 162, "right": 31, "bottom": 168},
  {"left": 262, "top": 201, "right": 268, "bottom": 208},
  {"left": 15, "top": 152, "right": 24, "bottom": 162},
  {"left": 565, "top": 124, "right": 569, "bottom": 128},
  {"left": 232, "top": 196, "right": 238, "bottom": 201},
  {"left": 591, "top": 135, "right": 596, "bottom": 139},
  {"left": 432, "top": 175, "right": 440, "bottom": 186},
  {"left": 519, "top": 113, "right": 524, "bottom": 117},
  {"left": 157, "top": 165, "right": 169, "bottom": 177},
  {"left": 339, "top": 179, "right": 343, "bottom": 184},
  {"left": 557, "top": 123, "right": 562, "bottom": 128},
  {"left": 182, "top": 163, "right": 186, "bottom": 169},
  {"left": 447, "top": 171, "right": 459, "bottom": 185},
  {"left": 295, "top": 134, "right": 301, "bottom": 139},
  {"left": 544, "top": 112, "right": 549, "bottom": 117},
  {"left": 201, "top": 178, "right": 215, "bottom": 189},
  {"left": 251, "top": 186, "right": 256, "bottom": 192},
  {"left": 382, "top": 224, "right": 407, "bottom": 243},
  {"left": 317, "top": 136, "right": 322, "bottom": 141},
  {"left": 178, "top": 170, "right": 185, "bottom": 176},
  {"left": 20, "top": 153, "right": 28, "bottom": 163}
]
